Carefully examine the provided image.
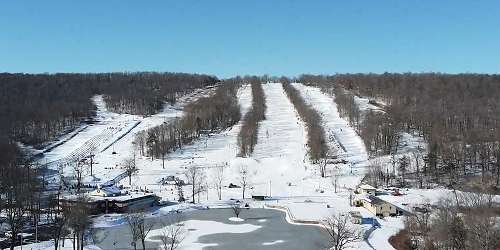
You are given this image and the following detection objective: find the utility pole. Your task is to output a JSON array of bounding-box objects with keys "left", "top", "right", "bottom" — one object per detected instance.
[
  {"left": 269, "top": 180, "right": 272, "bottom": 197},
  {"left": 89, "top": 154, "right": 95, "bottom": 176}
]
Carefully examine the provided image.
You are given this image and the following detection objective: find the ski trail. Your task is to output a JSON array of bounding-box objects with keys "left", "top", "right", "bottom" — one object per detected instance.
[
  {"left": 292, "top": 83, "right": 369, "bottom": 166},
  {"left": 117, "top": 84, "right": 253, "bottom": 189},
  {"left": 247, "top": 82, "right": 310, "bottom": 196}
]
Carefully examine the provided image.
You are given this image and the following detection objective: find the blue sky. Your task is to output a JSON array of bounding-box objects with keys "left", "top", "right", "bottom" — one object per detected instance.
[{"left": 1, "top": 1, "right": 499, "bottom": 77}]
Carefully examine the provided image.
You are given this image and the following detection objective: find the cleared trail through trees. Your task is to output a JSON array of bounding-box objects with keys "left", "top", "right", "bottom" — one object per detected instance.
[
  {"left": 250, "top": 83, "right": 310, "bottom": 196},
  {"left": 237, "top": 81, "right": 266, "bottom": 156},
  {"left": 282, "top": 82, "right": 327, "bottom": 162},
  {"left": 292, "top": 83, "right": 368, "bottom": 165}
]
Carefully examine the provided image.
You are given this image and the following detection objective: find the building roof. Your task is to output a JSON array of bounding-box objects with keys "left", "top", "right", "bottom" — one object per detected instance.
[
  {"left": 63, "top": 191, "right": 156, "bottom": 203},
  {"left": 366, "top": 195, "right": 400, "bottom": 207},
  {"left": 90, "top": 186, "right": 122, "bottom": 197}
]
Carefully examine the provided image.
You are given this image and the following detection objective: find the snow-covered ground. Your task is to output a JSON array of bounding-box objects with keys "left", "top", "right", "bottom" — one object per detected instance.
[
  {"left": 246, "top": 82, "right": 311, "bottom": 196},
  {"left": 113, "top": 84, "right": 253, "bottom": 202},
  {"left": 36, "top": 88, "right": 214, "bottom": 189},
  {"left": 25, "top": 82, "right": 473, "bottom": 250},
  {"left": 12, "top": 240, "right": 102, "bottom": 250},
  {"left": 293, "top": 83, "right": 369, "bottom": 166}
]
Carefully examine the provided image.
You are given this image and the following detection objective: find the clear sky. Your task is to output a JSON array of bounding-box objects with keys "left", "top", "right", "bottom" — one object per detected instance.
[{"left": 1, "top": 0, "right": 499, "bottom": 77}]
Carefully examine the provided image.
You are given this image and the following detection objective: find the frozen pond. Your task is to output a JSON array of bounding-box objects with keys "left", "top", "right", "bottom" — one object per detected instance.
[{"left": 93, "top": 208, "right": 329, "bottom": 250}]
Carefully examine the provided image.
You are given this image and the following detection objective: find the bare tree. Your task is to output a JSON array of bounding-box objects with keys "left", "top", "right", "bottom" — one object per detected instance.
[
  {"left": 123, "top": 157, "right": 137, "bottom": 186},
  {"left": 73, "top": 159, "right": 84, "bottom": 192},
  {"left": 231, "top": 203, "right": 243, "bottom": 218},
  {"left": 238, "top": 165, "right": 252, "bottom": 199},
  {"left": 237, "top": 80, "right": 266, "bottom": 156},
  {"left": 398, "top": 156, "right": 409, "bottom": 187},
  {"left": 331, "top": 167, "right": 339, "bottom": 193},
  {"left": 319, "top": 158, "right": 328, "bottom": 178},
  {"left": 66, "top": 195, "right": 92, "bottom": 250},
  {"left": 3, "top": 160, "right": 39, "bottom": 250},
  {"left": 185, "top": 166, "right": 206, "bottom": 203},
  {"left": 126, "top": 211, "right": 155, "bottom": 250},
  {"left": 321, "top": 213, "right": 362, "bottom": 250},
  {"left": 405, "top": 206, "right": 432, "bottom": 249},
  {"left": 160, "top": 214, "right": 186, "bottom": 250},
  {"left": 49, "top": 199, "right": 69, "bottom": 250},
  {"left": 212, "top": 165, "right": 225, "bottom": 200},
  {"left": 282, "top": 82, "right": 327, "bottom": 162}
]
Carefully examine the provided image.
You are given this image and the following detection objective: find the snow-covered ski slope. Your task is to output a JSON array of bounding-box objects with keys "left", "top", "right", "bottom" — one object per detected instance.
[
  {"left": 245, "top": 82, "right": 311, "bottom": 196},
  {"left": 292, "top": 83, "right": 369, "bottom": 166},
  {"left": 115, "top": 84, "right": 254, "bottom": 201},
  {"left": 37, "top": 88, "right": 214, "bottom": 186}
]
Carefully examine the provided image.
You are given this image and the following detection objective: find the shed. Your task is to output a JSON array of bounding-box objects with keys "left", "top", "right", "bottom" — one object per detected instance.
[{"left": 361, "top": 195, "right": 398, "bottom": 217}]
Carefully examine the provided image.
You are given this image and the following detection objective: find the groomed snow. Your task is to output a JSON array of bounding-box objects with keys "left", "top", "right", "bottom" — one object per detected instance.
[
  {"left": 292, "top": 83, "right": 369, "bottom": 166},
  {"left": 246, "top": 82, "right": 311, "bottom": 197}
]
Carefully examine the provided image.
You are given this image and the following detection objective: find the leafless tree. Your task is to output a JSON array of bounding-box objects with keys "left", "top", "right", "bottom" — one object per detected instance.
[
  {"left": 73, "top": 159, "right": 84, "bottom": 192},
  {"left": 282, "top": 82, "right": 327, "bottom": 163},
  {"left": 231, "top": 203, "right": 243, "bottom": 218},
  {"left": 126, "top": 211, "right": 155, "bottom": 250},
  {"left": 331, "top": 168, "right": 339, "bottom": 193},
  {"left": 404, "top": 190, "right": 500, "bottom": 250},
  {"left": 66, "top": 195, "right": 92, "bottom": 250},
  {"left": 160, "top": 214, "right": 186, "bottom": 250},
  {"left": 185, "top": 166, "right": 206, "bottom": 203},
  {"left": 49, "top": 199, "right": 69, "bottom": 250},
  {"left": 238, "top": 165, "right": 252, "bottom": 199},
  {"left": 321, "top": 213, "right": 362, "bottom": 250},
  {"left": 2, "top": 159, "right": 39, "bottom": 250},
  {"left": 238, "top": 80, "right": 266, "bottom": 156},
  {"left": 212, "top": 165, "right": 225, "bottom": 200},
  {"left": 123, "top": 157, "right": 137, "bottom": 186},
  {"left": 404, "top": 206, "right": 432, "bottom": 249},
  {"left": 319, "top": 158, "right": 328, "bottom": 178},
  {"left": 399, "top": 156, "right": 409, "bottom": 187}
]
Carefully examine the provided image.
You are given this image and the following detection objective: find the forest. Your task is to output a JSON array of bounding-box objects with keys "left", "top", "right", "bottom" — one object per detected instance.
[
  {"left": 304, "top": 73, "right": 500, "bottom": 190},
  {"left": 0, "top": 72, "right": 217, "bottom": 148}
]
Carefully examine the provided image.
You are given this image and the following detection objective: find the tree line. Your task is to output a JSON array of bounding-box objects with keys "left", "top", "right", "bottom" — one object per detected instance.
[
  {"left": 100, "top": 72, "right": 217, "bottom": 115},
  {"left": 133, "top": 79, "right": 241, "bottom": 164},
  {"left": 282, "top": 82, "right": 327, "bottom": 162},
  {"left": 303, "top": 73, "right": 500, "bottom": 190},
  {"left": 237, "top": 77, "right": 266, "bottom": 157},
  {"left": 392, "top": 189, "right": 500, "bottom": 250},
  {"left": 0, "top": 72, "right": 216, "bottom": 148}
]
